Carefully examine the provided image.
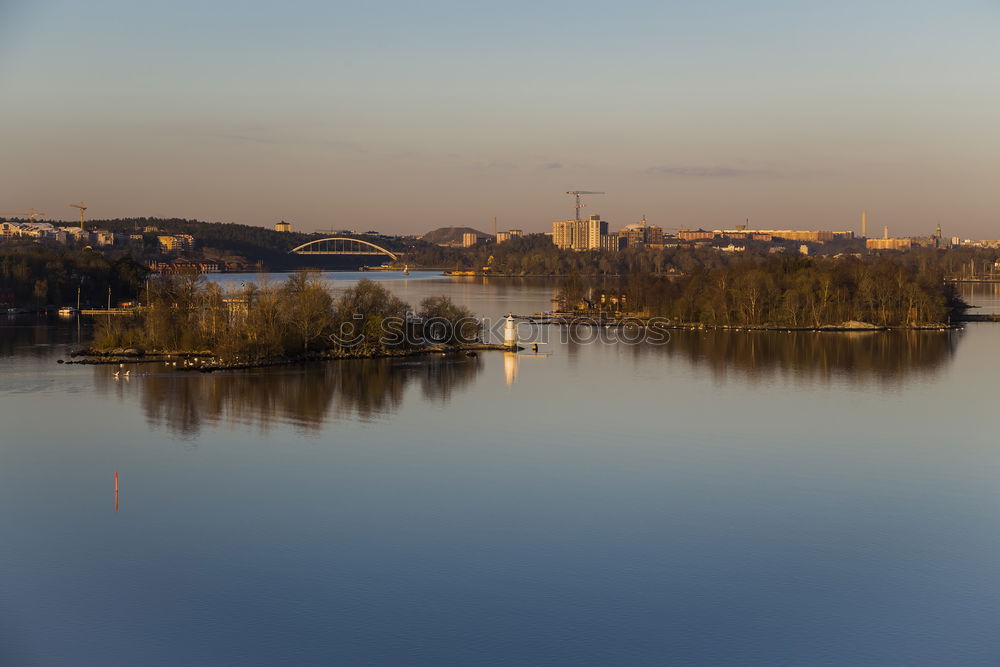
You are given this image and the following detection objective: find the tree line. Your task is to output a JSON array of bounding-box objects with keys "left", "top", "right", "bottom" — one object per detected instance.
[{"left": 560, "top": 253, "right": 966, "bottom": 327}]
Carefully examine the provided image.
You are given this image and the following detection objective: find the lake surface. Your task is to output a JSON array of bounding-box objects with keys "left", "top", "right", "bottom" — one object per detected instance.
[{"left": 2, "top": 273, "right": 999, "bottom": 666}]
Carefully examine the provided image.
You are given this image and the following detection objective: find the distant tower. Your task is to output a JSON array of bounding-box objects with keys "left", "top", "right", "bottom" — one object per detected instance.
[
  {"left": 275, "top": 221, "right": 292, "bottom": 233},
  {"left": 883, "top": 225, "right": 889, "bottom": 240},
  {"left": 861, "top": 210, "right": 868, "bottom": 238},
  {"left": 935, "top": 223, "right": 942, "bottom": 239}
]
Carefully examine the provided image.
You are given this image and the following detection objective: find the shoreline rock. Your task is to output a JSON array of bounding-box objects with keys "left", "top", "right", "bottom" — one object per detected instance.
[{"left": 63, "top": 343, "right": 518, "bottom": 371}]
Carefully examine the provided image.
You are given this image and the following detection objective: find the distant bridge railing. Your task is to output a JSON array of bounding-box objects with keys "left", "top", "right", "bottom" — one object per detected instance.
[{"left": 290, "top": 237, "right": 399, "bottom": 260}]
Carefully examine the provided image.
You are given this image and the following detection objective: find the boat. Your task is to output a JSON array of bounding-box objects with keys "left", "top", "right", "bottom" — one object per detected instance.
[{"left": 57, "top": 306, "right": 79, "bottom": 317}]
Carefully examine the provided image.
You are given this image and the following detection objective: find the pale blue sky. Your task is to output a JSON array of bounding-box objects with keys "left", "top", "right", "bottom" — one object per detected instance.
[{"left": 2, "top": 0, "right": 998, "bottom": 236}]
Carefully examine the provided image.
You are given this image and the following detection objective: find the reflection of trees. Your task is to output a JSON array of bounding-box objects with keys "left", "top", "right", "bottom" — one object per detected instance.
[
  {"left": 0, "top": 319, "right": 82, "bottom": 358},
  {"left": 103, "top": 354, "right": 482, "bottom": 438},
  {"left": 629, "top": 329, "right": 961, "bottom": 386},
  {"left": 413, "top": 353, "right": 481, "bottom": 403}
]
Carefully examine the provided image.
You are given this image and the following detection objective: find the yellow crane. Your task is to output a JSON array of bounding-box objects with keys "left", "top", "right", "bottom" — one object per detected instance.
[
  {"left": 70, "top": 202, "right": 87, "bottom": 229},
  {"left": 0, "top": 209, "right": 46, "bottom": 222}
]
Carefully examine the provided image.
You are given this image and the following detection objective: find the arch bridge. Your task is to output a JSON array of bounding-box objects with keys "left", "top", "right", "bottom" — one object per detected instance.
[{"left": 290, "top": 237, "right": 399, "bottom": 260}]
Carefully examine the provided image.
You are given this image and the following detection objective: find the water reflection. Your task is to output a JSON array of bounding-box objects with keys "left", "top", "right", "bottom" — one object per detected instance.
[
  {"left": 89, "top": 329, "right": 964, "bottom": 437},
  {"left": 503, "top": 351, "right": 518, "bottom": 386},
  {"left": 961, "top": 282, "right": 1000, "bottom": 315},
  {"left": 0, "top": 317, "right": 81, "bottom": 358},
  {"left": 94, "top": 354, "right": 483, "bottom": 437},
  {"left": 624, "top": 329, "right": 962, "bottom": 385}
]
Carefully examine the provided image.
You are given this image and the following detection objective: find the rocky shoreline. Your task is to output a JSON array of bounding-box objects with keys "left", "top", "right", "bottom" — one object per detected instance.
[
  {"left": 523, "top": 315, "right": 957, "bottom": 332},
  {"left": 61, "top": 343, "right": 516, "bottom": 371}
]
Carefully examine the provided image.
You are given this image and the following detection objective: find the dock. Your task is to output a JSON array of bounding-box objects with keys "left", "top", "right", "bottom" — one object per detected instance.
[{"left": 80, "top": 308, "right": 140, "bottom": 316}]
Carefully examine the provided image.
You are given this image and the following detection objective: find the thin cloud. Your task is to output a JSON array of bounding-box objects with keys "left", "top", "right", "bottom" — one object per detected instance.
[
  {"left": 644, "top": 165, "right": 764, "bottom": 178},
  {"left": 218, "top": 130, "right": 365, "bottom": 153},
  {"left": 219, "top": 133, "right": 281, "bottom": 145},
  {"left": 469, "top": 160, "right": 519, "bottom": 170},
  {"left": 316, "top": 139, "right": 366, "bottom": 153}
]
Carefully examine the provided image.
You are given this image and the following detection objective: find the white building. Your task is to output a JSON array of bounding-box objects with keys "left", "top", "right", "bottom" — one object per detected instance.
[
  {"left": 1, "top": 221, "right": 62, "bottom": 241},
  {"left": 94, "top": 230, "right": 115, "bottom": 246},
  {"left": 60, "top": 227, "right": 90, "bottom": 242}
]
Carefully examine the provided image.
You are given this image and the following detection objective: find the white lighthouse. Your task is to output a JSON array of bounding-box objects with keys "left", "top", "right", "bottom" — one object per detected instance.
[{"left": 503, "top": 314, "right": 518, "bottom": 349}]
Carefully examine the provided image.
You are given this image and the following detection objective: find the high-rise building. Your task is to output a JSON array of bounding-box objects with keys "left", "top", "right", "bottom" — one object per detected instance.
[
  {"left": 578, "top": 215, "right": 607, "bottom": 250},
  {"left": 552, "top": 215, "right": 609, "bottom": 251},
  {"left": 462, "top": 232, "right": 480, "bottom": 248},
  {"left": 552, "top": 220, "right": 577, "bottom": 249}
]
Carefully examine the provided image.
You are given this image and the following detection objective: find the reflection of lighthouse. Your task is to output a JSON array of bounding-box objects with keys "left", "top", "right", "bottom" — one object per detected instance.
[{"left": 503, "top": 351, "right": 518, "bottom": 387}]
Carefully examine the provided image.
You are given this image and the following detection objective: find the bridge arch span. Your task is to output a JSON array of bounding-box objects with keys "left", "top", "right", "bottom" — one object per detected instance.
[{"left": 290, "top": 237, "right": 399, "bottom": 260}]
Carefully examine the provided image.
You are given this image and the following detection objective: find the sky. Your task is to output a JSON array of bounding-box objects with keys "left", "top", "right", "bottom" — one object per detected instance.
[{"left": 1, "top": 0, "right": 998, "bottom": 237}]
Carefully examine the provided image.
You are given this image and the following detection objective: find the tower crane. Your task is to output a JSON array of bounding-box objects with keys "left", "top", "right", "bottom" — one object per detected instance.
[
  {"left": 70, "top": 202, "right": 87, "bottom": 230},
  {"left": 565, "top": 190, "right": 605, "bottom": 221},
  {"left": 0, "top": 209, "right": 46, "bottom": 221}
]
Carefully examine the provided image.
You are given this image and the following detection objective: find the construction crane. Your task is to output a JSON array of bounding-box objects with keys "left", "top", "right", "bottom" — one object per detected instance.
[
  {"left": 0, "top": 209, "right": 46, "bottom": 222},
  {"left": 566, "top": 190, "right": 605, "bottom": 221},
  {"left": 70, "top": 202, "right": 87, "bottom": 229}
]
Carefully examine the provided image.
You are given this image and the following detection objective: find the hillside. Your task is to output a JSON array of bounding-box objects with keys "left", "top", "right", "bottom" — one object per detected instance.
[
  {"left": 422, "top": 226, "right": 489, "bottom": 245},
  {"left": 60, "top": 217, "right": 404, "bottom": 269}
]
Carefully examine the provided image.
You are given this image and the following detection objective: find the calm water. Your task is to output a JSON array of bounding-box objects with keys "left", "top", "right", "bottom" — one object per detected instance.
[{"left": 2, "top": 274, "right": 999, "bottom": 666}]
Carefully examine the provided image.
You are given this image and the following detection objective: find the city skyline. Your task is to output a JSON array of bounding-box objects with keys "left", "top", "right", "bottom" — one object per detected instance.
[{"left": 2, "top": 1, "right": 998, "bottom": 236}]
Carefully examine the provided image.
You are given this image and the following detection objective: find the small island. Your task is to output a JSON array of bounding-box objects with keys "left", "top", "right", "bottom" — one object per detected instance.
[
  {"left": 552, "top": 254, "right": 966, "bottom": 330},
  {"left": 76, "top": 273, "right": 497, "bottom": 370}
]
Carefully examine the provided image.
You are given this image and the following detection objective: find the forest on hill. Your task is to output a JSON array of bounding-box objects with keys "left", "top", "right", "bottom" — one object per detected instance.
[
  {"left": 0, "top": 244, "right": 147, "bottom": 307},
  {"left": 94, "top": 217, "right": 327, "bottom": 266},
  {"left": 421, "top": 226, "right": 489, "bottom": 245},
  {"left": 50, "top": 217, "right": 409, "bottom": 268}
]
